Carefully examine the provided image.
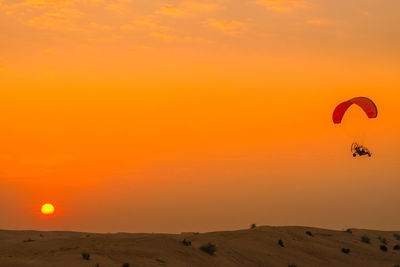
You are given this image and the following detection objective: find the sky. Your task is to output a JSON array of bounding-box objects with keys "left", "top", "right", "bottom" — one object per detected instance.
[{"left": 0, "top": 0, "right": 399, "bottom": 233}]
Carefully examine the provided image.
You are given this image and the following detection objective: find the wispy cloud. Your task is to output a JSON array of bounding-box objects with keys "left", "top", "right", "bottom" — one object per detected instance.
[
  {"left": 156, "top": 4, "right": 185, "bottom": 16},
  {"left": 0, "top": 0, "right": 129, "bottom": 31},
  {"left": 26, "top": 7, "right": 84, "bottom": 30},
  {"left": 156, "top": 1, "right": 217, "bottom": 17},
  {"left": 44, "top": 48, "right": 56, "bottom": 54},
  {"left": 150, "top": 31, "right": 178, "bottom": 40},
  {"left": 121, "top": 16, "right": 171, "bottom": 35},
  {"left": 207, "top": 19, "right": 245, "bottom": 35},
  {"left": 0, "top": 153, "right": 71, "bottom": 180},
  {"left": 255, "top": 0, "right": 308, "bottom": 12},
  {"left": 307, "top": 18, "right": 330, "bottom": 26}
]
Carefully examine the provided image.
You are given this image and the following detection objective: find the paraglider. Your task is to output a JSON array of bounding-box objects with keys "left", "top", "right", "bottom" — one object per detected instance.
[
  {"left": 351, "top": 142, "right": 371, "bottom": 157},
  {"left": 333, "top": 97, "right": 377, "bottom": 157}
]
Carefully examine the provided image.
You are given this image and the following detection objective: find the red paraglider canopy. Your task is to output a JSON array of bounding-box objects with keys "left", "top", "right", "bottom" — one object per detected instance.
[{"left": 333, "top": 97, "right": 378, "bottom": 124}]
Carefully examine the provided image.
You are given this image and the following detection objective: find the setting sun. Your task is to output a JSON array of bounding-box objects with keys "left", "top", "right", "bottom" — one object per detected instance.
[{"left": 41, "top": 204, "right": 55, "bottom": 215}]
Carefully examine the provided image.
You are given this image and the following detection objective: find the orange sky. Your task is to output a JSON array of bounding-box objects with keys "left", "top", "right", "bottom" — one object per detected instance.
[{"left": 0, "top": 0, "right": 399, "bottom": 233}]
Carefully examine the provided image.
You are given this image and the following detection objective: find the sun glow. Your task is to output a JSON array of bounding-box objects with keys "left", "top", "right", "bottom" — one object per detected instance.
[{"left": 41, "top": 203, "right": 55, "bottom": 215}]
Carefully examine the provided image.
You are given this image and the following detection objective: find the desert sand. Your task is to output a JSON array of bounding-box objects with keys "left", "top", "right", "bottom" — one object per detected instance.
[{"left": 0, "top": 226, "right": 399, "bottom": 267}]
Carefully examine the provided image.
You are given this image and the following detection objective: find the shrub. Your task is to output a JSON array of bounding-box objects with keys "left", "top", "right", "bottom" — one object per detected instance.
[
  {"left": 182, "top": 239, "right": 191, "bottom": 246},
  {"left": 288, "top": 264, "right": 297, "bottom": 267},
  {"left": 23, "top": 238, "right": 35, "bottom": 243},
  {"left": 380, "top": 245, "right": 388, "bottom": 252},
  {"left": 278, "top": 240, "right": 285, "bottom": 247},
  {"left": 81, "top": 252, "right": 90, "bottom": 260},
  {"left": 361, "top": 235, "right": 370, "bottom": 244},
  {"left": 200, "top": 243, "right": 217, "bottom": 255},
  {"left": 122, "top": 263, "right": 130, "bottom": 267},
  {"left": 379, "top": 237, "right": 388, "bottom": 244},
  {"left": 394, "top": 244, "right": 400, "bottom": 250},
  {"left": 156, "top": 259, "right": 166, "bottom": 264},
  {"left": 251, "top": 224, "right": 256, "bottom": 229},
  {"left": 341, "top": 248, "right": 350, "bottom": 254},
  {"left": 394, "top": 234, "right": 400, "bottom": 241},
  {"left": 305, "top": 231, "right": 313, "bottom": 237},
  {"left": 345, "top": 229, "right": 352, "bottom": 234}
]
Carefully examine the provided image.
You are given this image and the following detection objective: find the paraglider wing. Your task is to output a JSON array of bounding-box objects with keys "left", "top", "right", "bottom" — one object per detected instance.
[{"left": 332, "top": 97, "right": 377, "bottom": 124}]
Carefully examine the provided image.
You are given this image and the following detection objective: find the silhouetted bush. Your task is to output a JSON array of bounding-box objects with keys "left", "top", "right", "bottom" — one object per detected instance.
[
  {"left": 200, "top": 243, "right": 217, "bottom": 255},
  {"left": 394, "top": 244, "right": 400, "bottom": 250},
  {"left": 305, "top": 231, "right": 313, "bottom": 237},
  {"left": 278, "top": 240, "right": 285, "bottom": 247},
  {"left": 341, "top": 248, "right": 350, "bottom": 254},
  {"left": 379, "top": 237, "right": 388, "bottom": 244},
  {"left": 380, "top": 245, "right": 388, "bottom": 252},
  {"left": 122, "top": 263, "right": 130, "bottom": 267},
  {"left": 81, "top": 252, "right": 90, "bottom": 260},
  {"left": 156, "top": 258, "right": 166, "bottom": 264},
  {"left": 182, "top": 239, "right": 191, "bottom": 246},
  {"left": 251, "top": 224, "right": 256, "bottom": 229},
  {"left": 288, "top": 264, "right": 297, "bottom": 267},
  {"left": 345, "top": 229, "right": 352, "bottom": 234},
  {"left": 23, "top": 238, "right": 35, "bottom": 243},
  {"left": 394, "top": 234, "right": 400, "bottom": 241},
  {"left": 361, "top": 235, "right": 370, "bottom": 244}
]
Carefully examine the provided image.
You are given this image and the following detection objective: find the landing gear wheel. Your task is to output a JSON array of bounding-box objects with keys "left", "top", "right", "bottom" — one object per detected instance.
[{"left": 351, "top": 142, "right": 359, "bottom": 154}]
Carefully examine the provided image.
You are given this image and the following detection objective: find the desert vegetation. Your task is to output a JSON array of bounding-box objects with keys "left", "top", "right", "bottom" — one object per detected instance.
[
  {"left": 361, "top": 235, "right": 371, "bottom": 244},
  {"left": 81, "top": 252, "right": 90, "bottom": 260},
  {"left": 379, "top": 237, "right": 388, "bottom": 245},
  {"left": 182, "top": 239, "right": 191, "bottom": 246},
  {"left": 200, "top": 243, "right": 217, "bottom": 255},
  {"left": 342, "top": 248, "right": 350, "bottom": 254}
]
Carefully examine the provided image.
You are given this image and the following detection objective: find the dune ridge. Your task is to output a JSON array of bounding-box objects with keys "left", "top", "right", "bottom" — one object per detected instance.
[{"left": 1, "top": 226, "right": 400, "bottom": 267}]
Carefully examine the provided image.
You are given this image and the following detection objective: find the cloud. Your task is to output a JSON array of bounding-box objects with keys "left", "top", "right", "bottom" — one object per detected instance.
[
  {"left": 156, "top": 1, "right": 217, "bottom": 17},
  {"left": 44, "top": 48, "right": 56, "bottom": 54},
  {"left": 105, "top": 0, "right": 132, "bottom": 13},
  {"left": 121, "top": 16, "right": 172, "bottom": 36},
  {"left": 156, "top": 4, "right": 185, "bottom": 16},
  {"left": 360, "top": 10, "right": 372, "bottom": 17},
  {"left": 0, "top": 153, "right": 71, "bottom": 180},
  {"left": 150, "top": 31, "right": 178, "bottom": 40},
  {"left": 255, "top": 0, "right": 308, "bottom": 12},
  {"left": 0, "top": 0, "right": 129, "bottom": 31},
  {"left": 26, "top": 6, "right": 84, "bottom": 30},
  {"left": 307, "top": 18, "right": 329, "bottom": 25},
  {"left": 207, "top": 19, "right": 245, "bottom": 35}
]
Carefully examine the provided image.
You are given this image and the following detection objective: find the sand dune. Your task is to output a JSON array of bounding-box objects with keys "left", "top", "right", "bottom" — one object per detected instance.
[{"left": 1, "top": 226, "right": 399, "bottom": 267}]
